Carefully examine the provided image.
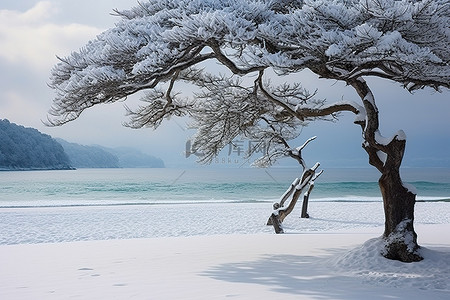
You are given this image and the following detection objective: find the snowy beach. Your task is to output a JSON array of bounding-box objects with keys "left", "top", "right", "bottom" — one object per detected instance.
[
  {"left": 1, "top": 201, "right": 449, "bottom": 299},
  {"left": 1, "top": 168, "right": 449, "bottom": 299},
  {"left": 1, "top": 200, "right": 449, "bottom": 245},
  {"left": 1, "top": 223, "right": 449, "bottom": 299}
]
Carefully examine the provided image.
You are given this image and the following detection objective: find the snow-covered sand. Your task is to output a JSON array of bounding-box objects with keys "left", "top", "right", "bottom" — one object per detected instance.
[{"left": 1, "top": 222, "right": 449, "bottom": 299}]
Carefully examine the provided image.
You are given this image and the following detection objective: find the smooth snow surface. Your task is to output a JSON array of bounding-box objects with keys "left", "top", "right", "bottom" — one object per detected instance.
[{"left": 1, "top": 224, "right": 449, "bottom": 299}]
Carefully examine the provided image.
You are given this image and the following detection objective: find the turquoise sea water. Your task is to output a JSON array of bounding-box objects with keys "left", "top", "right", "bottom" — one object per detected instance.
[
  {"left": 1, "top": 167, "right": 449, "bottom": 208},
  {"left": 1, "top": 167, "right": 449, "bottom": 245}
]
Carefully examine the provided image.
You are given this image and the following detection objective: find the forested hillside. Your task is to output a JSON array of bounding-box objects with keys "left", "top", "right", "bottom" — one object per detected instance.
[
  {"left": 57, "top": 139, "right": 165, "bottom": 168},
  {"left": 0, "top": 119, "right": 72, "bottom": 170},
  {"left": 0, "top": 119, "right": 164, "bottom": 170}
]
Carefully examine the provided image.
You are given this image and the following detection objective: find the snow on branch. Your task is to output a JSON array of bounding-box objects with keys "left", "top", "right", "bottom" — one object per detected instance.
[
  {"left": 285, "top": 136, "right": 316, "bottom": 170},
  {"left": 375, "top": 130, "right": 407, "bottom": 146}
]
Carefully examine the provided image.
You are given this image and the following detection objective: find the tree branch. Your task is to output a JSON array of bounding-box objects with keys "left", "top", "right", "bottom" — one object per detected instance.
[
  {"left": 256, "top": 70, "right": 298, "bottom": 117},
  {"left": 295, "top": 103, "right": 360, "bottom": 120},
  {"left": 208, "top": 40, "right": 264, "bottom": 75}
]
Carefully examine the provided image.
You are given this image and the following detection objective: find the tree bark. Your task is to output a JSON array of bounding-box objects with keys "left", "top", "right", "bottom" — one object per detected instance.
[
  {"left": 379, "top": 168, "right": 422, "bottom": 262},
  {"left": 350, "top": 78, "right": 423, "bottom": 262},
  {"left": 301, "top": 184, "right": 314, "bottom": 218}
]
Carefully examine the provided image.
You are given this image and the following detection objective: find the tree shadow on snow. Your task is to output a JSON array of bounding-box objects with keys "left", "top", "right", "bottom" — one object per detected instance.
[
  {"left": 200, "top": 252, "right": 364, "bottom": 299},
  {"left": 200, "top": 246, "right": 450, "bottom": 300}
]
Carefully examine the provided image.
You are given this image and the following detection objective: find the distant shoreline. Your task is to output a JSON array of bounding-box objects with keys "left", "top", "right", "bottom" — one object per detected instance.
[{"left": 0, "top": 167, "right": 76, "bottom": 172}]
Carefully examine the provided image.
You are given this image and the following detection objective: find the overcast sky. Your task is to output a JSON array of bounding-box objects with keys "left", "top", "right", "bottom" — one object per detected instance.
[{"left": 0, "top": 1, "right": 449, "bottom": 168}]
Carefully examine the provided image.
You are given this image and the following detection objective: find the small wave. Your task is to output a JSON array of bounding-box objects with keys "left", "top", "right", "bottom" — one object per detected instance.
[
  {"left": 0, "top": 198, "right": 275, "bottom": 209},
  {"left": 416, "top": 198, "right": 450, "bottom": 203},
  {"left": 311, "top": 196, "right": 382, "bottom": 203},
  {"left": 3, "top": 195, "right": 449, "bottom": 209}
]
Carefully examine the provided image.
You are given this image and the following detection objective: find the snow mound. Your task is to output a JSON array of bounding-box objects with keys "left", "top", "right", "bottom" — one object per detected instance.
[{"left": 330, "top": 237, "right": 450, "bottom": 292}]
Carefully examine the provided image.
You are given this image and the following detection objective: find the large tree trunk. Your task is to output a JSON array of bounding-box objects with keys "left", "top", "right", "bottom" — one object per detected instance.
[
  {"left": 379, "top": 168, "right": 421, "bottom": 262},
  {"left": 351, "top": 78, "right": 423, "bottom": 262}
]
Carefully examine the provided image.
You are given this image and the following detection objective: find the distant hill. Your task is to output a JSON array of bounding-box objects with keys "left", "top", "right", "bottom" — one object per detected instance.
[
  {"left": 0, "top": 119, "right": 72, "bottom": 170},
  {"left": 56, "top": 139, "right": 119, "bottom": 168},
  {"left": 57, "top": 139, "right": 164, "bottom": 168},
  {"left": 103, "top": 146, "right": 165, "bottom": 168},
  {"left": 0, "top": 119, "right": 164, "bottom": 170}
]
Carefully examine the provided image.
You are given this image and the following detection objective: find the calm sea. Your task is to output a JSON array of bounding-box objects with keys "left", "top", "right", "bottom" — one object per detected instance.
[
  {"left": 1, "top": 167, "right": 449, "bottom": 245},
  {"left": 1, "top": 167, "right": 449, "bottom": 208}
]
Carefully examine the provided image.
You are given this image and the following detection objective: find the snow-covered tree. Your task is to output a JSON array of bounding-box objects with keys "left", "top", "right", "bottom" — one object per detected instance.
[{"left": 48, "top": 0, "right": 449, "bottom": 262}]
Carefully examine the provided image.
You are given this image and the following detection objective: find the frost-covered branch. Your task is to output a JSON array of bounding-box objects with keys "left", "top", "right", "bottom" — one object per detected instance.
[
  {"left": 48, "top": 0, "right": 448, "bottom": 127},
  {"left": 46, "top": 0, "right": 446, "bottom": 171},
  {"left": 208, "top": 40, "right": 264, "bottom": 75}
]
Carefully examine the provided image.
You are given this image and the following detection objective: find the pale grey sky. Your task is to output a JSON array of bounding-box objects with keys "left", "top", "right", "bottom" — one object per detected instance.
[{"left": 0, "top": 1, "right": 449, "bottom": 168}]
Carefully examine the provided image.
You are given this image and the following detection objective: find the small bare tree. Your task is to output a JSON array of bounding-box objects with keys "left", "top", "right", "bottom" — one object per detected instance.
[
  {"left": 48, "top": 0, "right": 449, "bottom": 262},
  {"left": 267, "top": 136, "right": 324, "bottom": 234}
]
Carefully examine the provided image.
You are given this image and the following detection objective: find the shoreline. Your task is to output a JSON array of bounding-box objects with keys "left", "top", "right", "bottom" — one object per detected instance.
[
  {"left": 2, "top": 201, "right": 449, "bottom": 246},
  {"left": 1, "top": 201, "right": 449, "bottom": 245}
]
